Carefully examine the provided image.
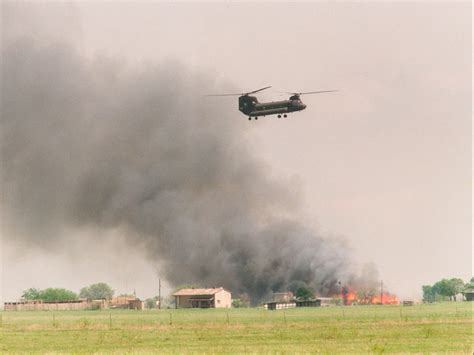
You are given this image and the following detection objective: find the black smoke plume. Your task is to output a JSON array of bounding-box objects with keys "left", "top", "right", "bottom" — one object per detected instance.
[{"left": 1, "top": 38, "right": 354, "bottom": 302}]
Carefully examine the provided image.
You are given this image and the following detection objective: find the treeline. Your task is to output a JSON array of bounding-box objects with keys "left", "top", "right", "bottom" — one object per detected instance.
[
  {"left": 22, "top": 282, "right": 114, "bottom": 302},
  {"left": 21, "top": 283, "right": 163, "bottom": 308},
  {"left": 422, "top": 277, "right": 473, "bottom": 302}
]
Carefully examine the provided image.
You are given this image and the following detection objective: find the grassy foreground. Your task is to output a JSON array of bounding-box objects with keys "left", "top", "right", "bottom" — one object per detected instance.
[{"left": 0, "top": 302, "right": 472, "bottom": 353}]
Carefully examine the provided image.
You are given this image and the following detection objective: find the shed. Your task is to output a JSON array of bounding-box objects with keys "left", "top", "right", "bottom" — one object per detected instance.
[
  {"left": 265, "top": 301, "right": 296, "bottom": 310},
  {"left": 463, "top": 288, "right": 474, "bottom": 301},
  {"left": 173, "top": 287, "right": 232, "bottom": 308},
  {"left": 316, "top": 297, "right": 333, "bottom": 307},
  {"left": 128, "top": 299, "right": 144, "bottom": 310}
]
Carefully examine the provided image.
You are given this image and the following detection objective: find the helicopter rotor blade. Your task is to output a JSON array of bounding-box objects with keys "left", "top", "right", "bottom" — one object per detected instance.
[
  {"left": 247, "top": 86, "right": 272, "bottom": 95},
  {"left": 204, "top": 86, "right": 271, "bottom": 97},
  {"left": 299, "top": 90, "right": 339, "bottom": 95},
  {"left": 274, "top": 90, "right": 338, "bottom": 95},
  {"left": 204, "top": 93, "right": 244, "bottom": 97}
]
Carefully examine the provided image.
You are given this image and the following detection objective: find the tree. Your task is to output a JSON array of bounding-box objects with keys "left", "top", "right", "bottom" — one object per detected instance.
[
  {"left": 432, "top": 278, "right": 465, "bottom": 301},
  {"left": 422, "top": 285, "right": 435, "bottom": 303},
  {"left": 448, "top": 278, "right": 465, "bottom": 299},
  {"left": 464, "top": 277, "right": 474, "bottom": 290},
  {"left": 145, "top": 297, "right": 157, "bottom": 309},
  {"left": 22, "top": 288, "right": 78, "bottom": 302},
  {"left": 41, "top": 288, "right": 78, "bottom": 302},
  {"left": 79, "top": 282, "right": 114, "bottom": 300},
  {"left": 295, "top": 287, "right": 314, "bottom": 300},
  {"left": 432, "top": 279, "right": 450, "bottom": 300},
  {"left": 22, "top": 288, "right": 42, "bottom": 300},
  {"left": 423, "top": 277, "right": 469, "bottom": 302}
]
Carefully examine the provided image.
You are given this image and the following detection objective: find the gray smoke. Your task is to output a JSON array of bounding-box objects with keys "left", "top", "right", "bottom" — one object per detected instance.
[{"left": 1, "top": 37, "right": 354, "bottom": 302}]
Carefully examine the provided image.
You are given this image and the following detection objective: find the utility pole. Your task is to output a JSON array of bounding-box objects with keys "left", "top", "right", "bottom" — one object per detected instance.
[
  {"left": 380, "top": 280, "right": 384, "bottom": 305},
  {"left": 158, "top": 277, "right": 161, "bottom": 309}
]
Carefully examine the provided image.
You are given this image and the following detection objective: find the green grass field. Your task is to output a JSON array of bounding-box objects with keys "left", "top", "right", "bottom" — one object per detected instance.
[{"left": 1, "top": 302, "right": 472, "bottom": 353}]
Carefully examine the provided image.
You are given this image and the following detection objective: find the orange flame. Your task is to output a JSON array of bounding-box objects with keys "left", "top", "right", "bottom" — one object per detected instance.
[
  {"left": 337, "top": 287, "right": 399, "bottom": 305},
  {"left": 345, "top": 292, "right": 357, "bottom": 305},
  {"left": 371, "top": 293, "right": 399, "bottom": 305}
]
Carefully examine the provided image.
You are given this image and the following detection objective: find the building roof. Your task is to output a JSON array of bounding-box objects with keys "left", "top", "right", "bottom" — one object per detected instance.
[{"left": 172, "top": 287, "right": 229, "bottom": 296}]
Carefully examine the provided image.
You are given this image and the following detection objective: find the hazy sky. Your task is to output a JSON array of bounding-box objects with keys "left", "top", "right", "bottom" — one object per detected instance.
[{"left": 1, "top": 1, "right": 471, "bottom": 303}]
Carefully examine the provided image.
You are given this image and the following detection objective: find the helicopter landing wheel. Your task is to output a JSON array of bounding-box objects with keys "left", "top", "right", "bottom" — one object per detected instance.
[
  {"left": 255, "top": 117, "right": 258, "bottom": 120},
  {"left": 277, "top": 114, "right": 281, "bottom": 118},
  {"left": 248, "top": 117, "right": 251, "bottom": 120},
  {"left": 283, "top": 114, "right": 287, "bottom": 118}
]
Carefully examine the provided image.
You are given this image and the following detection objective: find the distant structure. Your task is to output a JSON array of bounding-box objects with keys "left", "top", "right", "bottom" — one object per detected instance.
[
  {"left": 4, "top": 299, "right": 107, "bottom": 311},
  {"left": 4, "top": 296, "right": 147, "bottom": 311},
  {"left": 273, "top": 292, "right": 294, "bottom": 303},
  {"left": 463, "top": 288, "right": 474, "bottom": 301},
  {"left": 265, "top": 301, "right": 296, "bottom": 310},
  {"left": 110, "top": 295, "right": 144, "bottom": 310},
  {"left": 265, "top": 299, "right": 322, "bottom": 310},
  {"left": 173, "top": 287, "right": 231, "bottom": 308},
  {"left": 265, "top": 292, "right": 334, "bottom": 310},
  {"left": 128, "top": 299, "right": 145, "bottom": 310},
  {"left": 316, "top": 297, "right": 334, "bottom": 307}
]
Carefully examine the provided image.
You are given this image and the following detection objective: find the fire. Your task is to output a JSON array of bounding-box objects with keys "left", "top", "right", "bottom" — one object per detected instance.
[
  {"left": 371, "top": 293, "right": 399, "bottom": 305},
  {"left": 341, "top": 287, "right": 357, "bottom": 305},
  {"left": 344, "top": 292, "right": 357, "bottom": 305},
  {"left": 338, "top": 287, "right": 399, "bottom": 305}
]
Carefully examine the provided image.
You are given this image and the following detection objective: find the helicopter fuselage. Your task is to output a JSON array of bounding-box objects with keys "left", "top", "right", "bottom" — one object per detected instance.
[
  {"left": 206, "top": 86, "right": 336, "bottom": 120},
  {"left": 239, "top": 95, "right": 306, "bottom": 118}
]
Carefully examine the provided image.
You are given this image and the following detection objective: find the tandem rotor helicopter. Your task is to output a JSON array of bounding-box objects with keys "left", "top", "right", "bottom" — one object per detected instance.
[{"left": 206, "top": 86, "right": 338, "bottom": 120}]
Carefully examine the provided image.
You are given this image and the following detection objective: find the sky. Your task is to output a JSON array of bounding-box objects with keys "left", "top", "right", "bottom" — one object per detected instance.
[{"left": 1, "top": 1, "right": 471, "bottom": 303}]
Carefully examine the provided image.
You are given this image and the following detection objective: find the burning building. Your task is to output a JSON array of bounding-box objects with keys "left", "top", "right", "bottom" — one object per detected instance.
[
  {"left": 340, "top": 286, "right": 399, "bottom": 305},
  {"left": 371, "top": 293, "right": 400, "bottom": 305}
]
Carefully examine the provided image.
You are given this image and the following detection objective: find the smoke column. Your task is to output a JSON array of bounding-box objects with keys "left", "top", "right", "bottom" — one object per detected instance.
[{"left": 1, "top": 36, "right": 354, "bottom": 302}]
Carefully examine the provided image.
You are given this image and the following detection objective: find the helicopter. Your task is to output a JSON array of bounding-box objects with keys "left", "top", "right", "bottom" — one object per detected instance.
[{"left": 206, "top": 86, "right": 338, "bottom": 120}]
